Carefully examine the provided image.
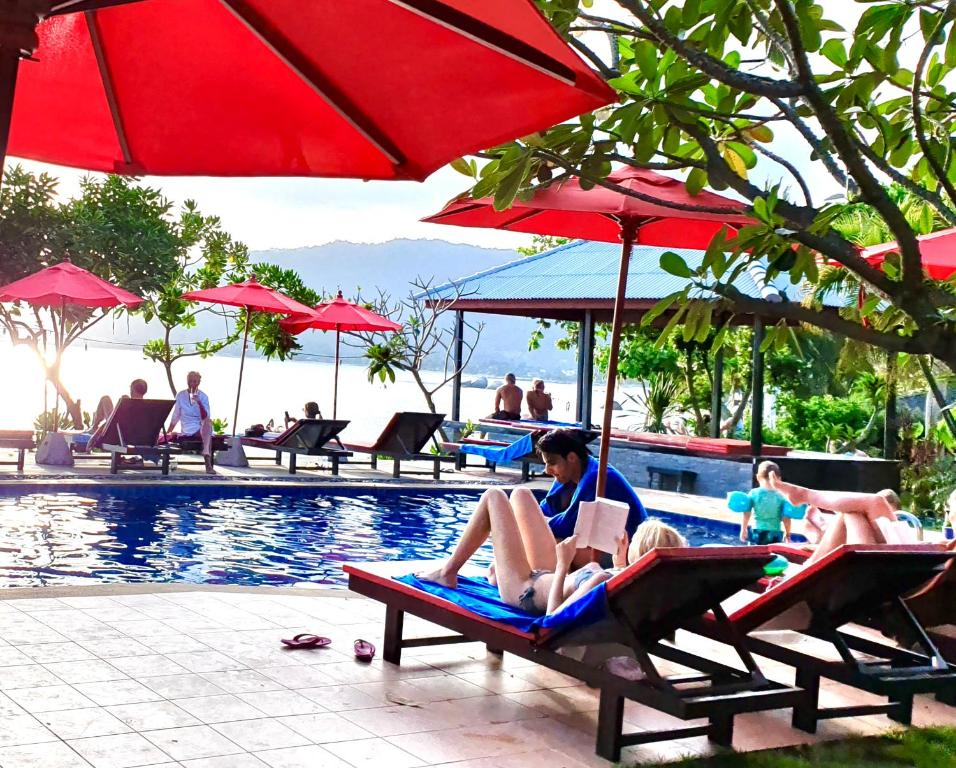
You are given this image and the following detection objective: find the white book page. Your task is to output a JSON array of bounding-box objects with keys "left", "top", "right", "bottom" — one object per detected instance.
[
  {"left": 583, "top": 497, "right": 629, "bottom": 555},
  {"left": 573, "top": 501, "right": 597, "bottom": 547}
]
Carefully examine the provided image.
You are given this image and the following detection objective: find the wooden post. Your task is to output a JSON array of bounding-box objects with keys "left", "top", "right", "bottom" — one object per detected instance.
[
  {"left": 710, "top": 345, "right": 724, "bottom": 438},
  {"left": 451, "top": 310, "right": 464, "bottom": 421},
  {"left": 597, "top": 224, "right": 635, "bottom": 497},
  {"left": 576, "top": 310, "right": 595, "bottom": 427},
  {"left": 749, "top": 317, "right": 764, "bottom": 456}
]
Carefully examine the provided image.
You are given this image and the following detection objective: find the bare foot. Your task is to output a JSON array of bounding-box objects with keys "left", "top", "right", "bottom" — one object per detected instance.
[
  {"left": 769, "top": 473, "right": 809, "bottom": 505},
  {"left": 416, "top": 566, "right": 457, "bottom": 589}
]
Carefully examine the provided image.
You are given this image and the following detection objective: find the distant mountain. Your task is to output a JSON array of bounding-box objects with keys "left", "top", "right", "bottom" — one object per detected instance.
[{"left": 92, "top": 239, "right": 578, "bottom": 380}]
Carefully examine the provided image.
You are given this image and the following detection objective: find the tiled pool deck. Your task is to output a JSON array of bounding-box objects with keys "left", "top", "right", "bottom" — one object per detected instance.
[{"left": 0, "top": 587, "right": 952, "bottom": 768}]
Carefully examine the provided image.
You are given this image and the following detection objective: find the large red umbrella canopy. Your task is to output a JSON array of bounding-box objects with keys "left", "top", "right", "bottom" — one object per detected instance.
[
  {"left": 424, "top": 167, "right": 754, "bottom": 495},
  {"left": 859, "top": 227, "right": 956, "bottom": 280},
  {"left": 280, "top": 291, "right": 401, "bottom": 418},
  {"left": 423, "top": 167, "right": 754, "bottom": 247},
  {"left": 0, "top": 260, "right": 143, "bottom": 308},
  {"left": 181, "top": 276, "right": 316, "bottom": 435},
  {"left": 3, "top": 0, "right": 614, "bottom": 180}
]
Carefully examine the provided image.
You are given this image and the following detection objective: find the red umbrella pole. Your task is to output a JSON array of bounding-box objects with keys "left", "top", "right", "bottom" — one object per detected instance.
[
  {"left": 232, "top": 309, "right": 252, "bottom": 436},
  {"left": 596, "top": 222, "right": 636, "bottom": 497},
  {"left": 333, "top": 326, "right": 340, "bottom": 420}
]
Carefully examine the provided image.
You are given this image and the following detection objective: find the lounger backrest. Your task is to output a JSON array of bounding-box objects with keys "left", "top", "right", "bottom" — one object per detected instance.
[
  {"left": 100, "top": 398, "right": 174, "bottom": 447},
  {"left": 371, "top": 412, "right": 445, "bottom": 454},
  {"left": 728, "top": 544, "right": 954, "bottom": 633},
  {"left": 274, "top": 419, "right": 349, "bottom": 450},
  {"left": 588, "top": 547, "right": 773, "bottom": 645}
]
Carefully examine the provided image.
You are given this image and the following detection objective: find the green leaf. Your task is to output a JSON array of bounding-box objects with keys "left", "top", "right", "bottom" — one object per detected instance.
[
  {"left": 641, "top": 289, "right": 687, "bottom": 327},
  {"left": 449, "top": 157, "right": 475, "bottom": 178},
  {"left": 660, "top": 251, "right": 694, "bottom": 278},
  {"left": 821, "top": 39, "right": 847, "bottom": 68},
  {"left": 634, "top": 40, "right": 659, "bottom": 80},
  {"left": 685, "top": 168, "right": 707, "bottom": 196}
]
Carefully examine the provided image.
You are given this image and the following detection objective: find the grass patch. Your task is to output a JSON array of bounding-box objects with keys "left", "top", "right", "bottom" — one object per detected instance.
[{"left": 644, "top": 726, "right": 956, "bottom": 768}]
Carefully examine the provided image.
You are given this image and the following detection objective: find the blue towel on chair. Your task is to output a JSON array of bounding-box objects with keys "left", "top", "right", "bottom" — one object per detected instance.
[
  {"left": 459, "top": 433, "right": 534, "bottom": 464},
  {"left": 395, "top": 573, "right": 609, "bottom": 634}
]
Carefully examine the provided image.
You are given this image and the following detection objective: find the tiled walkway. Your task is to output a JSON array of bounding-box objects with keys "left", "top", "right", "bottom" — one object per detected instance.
[{"left": 0, "top": 589, "right": 953, "bottom": 768}]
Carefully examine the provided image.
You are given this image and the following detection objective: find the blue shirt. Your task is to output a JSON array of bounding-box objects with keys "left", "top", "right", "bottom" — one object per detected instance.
[{"left": 540, "top": 455, "right": 647, "bottom": 540}]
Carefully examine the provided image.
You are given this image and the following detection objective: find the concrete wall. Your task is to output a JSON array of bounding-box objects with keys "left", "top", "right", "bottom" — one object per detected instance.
[{"left": 609, "top": 444, "right": 752, "bottom": 498}]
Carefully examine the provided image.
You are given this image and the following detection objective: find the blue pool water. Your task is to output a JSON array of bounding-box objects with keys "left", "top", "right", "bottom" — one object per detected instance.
[{"left": 0, "top": 484, "right": 741, "bottom": 588}]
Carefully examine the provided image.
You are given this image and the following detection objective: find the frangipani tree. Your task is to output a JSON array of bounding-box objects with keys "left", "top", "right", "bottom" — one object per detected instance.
[{"left": 465, "top": 1, "right": 956, "bottom": 372}]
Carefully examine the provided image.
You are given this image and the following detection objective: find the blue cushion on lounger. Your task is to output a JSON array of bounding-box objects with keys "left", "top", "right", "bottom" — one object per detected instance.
[
  {"left": 395, "top": 573, "right": 609, "bottom": 634},
  {"left": 459, "top": 433, "right": 534, "bottom": 464}
]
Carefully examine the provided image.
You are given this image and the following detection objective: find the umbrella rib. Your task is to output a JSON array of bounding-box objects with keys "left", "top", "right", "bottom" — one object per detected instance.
[
  {"left": 218, "top": 0, "right": 407, "bottom": 170},
  {"left": 50, "top": 1, "right": 141, "bottom": 15},
  {"left": 390, "top": 0, "right": 577, "bottom": 86},
  {"left": 85, "top": 11, "right": 133, "bottom": 166}
]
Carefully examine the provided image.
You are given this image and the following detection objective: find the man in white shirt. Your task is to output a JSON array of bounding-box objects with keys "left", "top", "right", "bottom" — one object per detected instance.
[{"left": 168, "top": 371, "right": 214, "bottom": 473}]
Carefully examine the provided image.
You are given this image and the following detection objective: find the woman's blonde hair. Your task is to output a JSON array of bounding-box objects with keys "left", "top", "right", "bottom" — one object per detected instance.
[
  {"left": 629, "top": 519, "right": 687, "bottom": 562},
  {"left": 947, "top": 489, "right": 956, "bottom": 526}
]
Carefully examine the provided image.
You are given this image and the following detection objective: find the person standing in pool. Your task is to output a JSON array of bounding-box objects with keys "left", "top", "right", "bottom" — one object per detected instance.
[{"left": 536, "top": 428, "right": 647, "bottom": 567}]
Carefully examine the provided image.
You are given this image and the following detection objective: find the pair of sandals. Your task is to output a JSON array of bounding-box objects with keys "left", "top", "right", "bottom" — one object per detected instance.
[{"left": 281, "top": 633, "right": 376, "bottom": 662}]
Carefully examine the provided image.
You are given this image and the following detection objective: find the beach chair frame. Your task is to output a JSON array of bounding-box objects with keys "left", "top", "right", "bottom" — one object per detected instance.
[
  {"left": 345, "top": 412, "right": 454, "bottom": 479},
  {"left": 99, "top": 398, "right": 176, "bottom": 475},
  {"left": 345, "top": 548, "right": 803, "bottom": 761},
  {"left": 241, "top": 419, "right": 352, "bottom": 475},
  {"left": 695, "top": 544, "right": 956, "bottom": 733},
  {"left": 0, "top": 430, "right": 35, "bottom": 473},
  {"left": 440, "top": 438, "right": 540, "bottom": 482}
]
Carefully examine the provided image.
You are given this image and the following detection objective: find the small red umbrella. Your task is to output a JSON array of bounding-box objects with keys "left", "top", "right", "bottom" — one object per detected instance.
[
  {"left": 859, "top": 227, "right": 956, "bottom": 280},
  {"left": 281, "top": 291, "right": 402, "bottom": 419},
  {"left": 425, "top": 167, "right": 753, "bottom": 493},
  {"left": 0, "top": 259, "right": 143, "bottom": 430},
  {"left": 181, "top": 276, "right": 315, "bottom": 435},
  {"left": 0, "top": 260, "right": 143, "bottom": 308},
  {"left": 2, "top": 1, "right": 614, "bottom": 180}
]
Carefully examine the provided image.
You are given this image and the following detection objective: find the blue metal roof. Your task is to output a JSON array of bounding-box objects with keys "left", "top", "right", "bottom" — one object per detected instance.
[{"left": 419, "top": 239, "right": 818, "bottom": 304}]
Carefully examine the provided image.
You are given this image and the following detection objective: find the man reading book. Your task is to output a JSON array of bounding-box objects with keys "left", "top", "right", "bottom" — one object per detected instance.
[{"left": 537, "top": 429, "right": 647, "bottom": 566}]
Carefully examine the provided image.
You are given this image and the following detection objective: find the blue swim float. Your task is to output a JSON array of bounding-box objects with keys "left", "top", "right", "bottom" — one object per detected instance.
[{"left": 727, "top": 491, "right": 752, "bottom": 513}]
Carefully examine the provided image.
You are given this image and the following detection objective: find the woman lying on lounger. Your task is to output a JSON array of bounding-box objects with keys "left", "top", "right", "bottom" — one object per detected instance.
[{"left": 418, "top": 488, "right": 685, "bottom": 615}]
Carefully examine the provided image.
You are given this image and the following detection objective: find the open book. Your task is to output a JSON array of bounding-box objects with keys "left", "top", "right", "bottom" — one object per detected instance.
[{"left": 573, "top": 497, "right": 629, "bottom": 555}]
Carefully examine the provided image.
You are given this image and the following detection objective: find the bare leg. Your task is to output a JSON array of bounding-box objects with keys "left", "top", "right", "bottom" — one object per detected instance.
[
  {"left": 510, "top": 488, "right": 558, "bottom": 570},
  {"left": 805, "top": 514, "right": 848, "bottom": 566}
]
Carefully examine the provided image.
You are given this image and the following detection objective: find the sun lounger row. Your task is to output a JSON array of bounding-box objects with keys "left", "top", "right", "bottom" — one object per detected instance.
[
  {"left": 346, "top": 544, "right": 956, "bottom": 761},
  {"left": 478, "top": 417, "right": 791, "bottom": 457}
]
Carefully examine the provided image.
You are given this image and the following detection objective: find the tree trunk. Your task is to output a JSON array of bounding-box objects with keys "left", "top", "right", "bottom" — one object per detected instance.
[
  {"left": 44, "top": 363, "right": 83, "bottom": 429},
  {"left": 682, "top": 348, "right": 706, "bottom": 435},
  {"left": 723, "top": 376, "right": 753, "bottom": 436},
  {"left": 411, "top": 369, "right": 448, "bottom": 442}
]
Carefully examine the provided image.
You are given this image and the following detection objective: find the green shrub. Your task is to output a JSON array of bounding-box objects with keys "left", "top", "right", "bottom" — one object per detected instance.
[{"left": 774, "top": 393, "right": 872, "bottom": 451}]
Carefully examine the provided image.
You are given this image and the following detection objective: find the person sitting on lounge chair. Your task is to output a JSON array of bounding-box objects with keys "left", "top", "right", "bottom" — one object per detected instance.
[
  {"left": 418, "top": 491, "right": 683, "bottom": 615},
  {"left": 167, "top": 371, "right": 214, "bottom": 473},
  {"left": 284, "top": 401, "right": 321, "bottom": 429},
  {"left": 84, "top": 379, "right": 148, "bottom": 453},
  {"left": 769, "top": 473, "right": 902, "bottom": 566},
  {"left": 490, "top": 373, "right": 523, "bottom": 420}
]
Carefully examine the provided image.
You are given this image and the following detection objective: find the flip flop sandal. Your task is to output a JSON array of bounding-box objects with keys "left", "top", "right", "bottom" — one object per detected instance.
[
  {"left": 354, "top": 639, "right": 376, "bottom": 662},
  {"left": 281, "top": 633, "right": 332, "bottom": 649}
]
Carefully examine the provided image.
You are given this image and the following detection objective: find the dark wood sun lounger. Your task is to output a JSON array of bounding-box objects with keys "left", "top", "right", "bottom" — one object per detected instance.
[
  {"left": 694, "top": 544, "right": 956, "bottom": 733},
  {"left": 99, "top": 398, "right": 175, "bottom": 475},
  {"left": 0, "top": 430, "right": 35, "bottom": 473},
  {"left": 343, "top": 411, "right": 452, "bottom": 479},
  {"left": 241, "top": 419, "right": 351, "bottom": 475},
  {"left": 346, "top": 548, "right": 803, "bottom": 761}
]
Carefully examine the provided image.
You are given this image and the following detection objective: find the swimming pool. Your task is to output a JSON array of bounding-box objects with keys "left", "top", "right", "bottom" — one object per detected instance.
[{"left": 0, "top": 484, "right": 742, "bottom": 588}]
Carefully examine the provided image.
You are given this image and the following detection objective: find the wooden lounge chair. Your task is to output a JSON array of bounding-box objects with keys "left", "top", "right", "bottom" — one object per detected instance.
[
  {"left": 98, "top": 398, "right": 176, "bottom": 475},
  {"left": 343, "top": 411, "right": 451, "bottom": 479},
  {"left": 345, "top": 548, "right": 803, "bottom": 761},
  {"left": 241, "top": 419, "right": 351, "bottom": 475},
  {"left": 694, "top": 544, "right": 956, "bottom": 733},
  {"left": 0, "top": 430, "right": 35, "bottom": 473}
]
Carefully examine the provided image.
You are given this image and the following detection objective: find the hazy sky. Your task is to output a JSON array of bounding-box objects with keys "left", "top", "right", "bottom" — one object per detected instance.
[{"left": 17, "top": 158, "right": 529, "bottom": 253}]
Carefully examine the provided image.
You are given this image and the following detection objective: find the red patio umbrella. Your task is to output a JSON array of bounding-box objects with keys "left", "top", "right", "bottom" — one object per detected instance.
[
  {"left": 181, "top": 276, "right": 315, "bottom": 436},
  {"left": 0, "top": 259, "right": 143, "bottom": 431},
  {"left": 280, "top": 291, "right": 402, "bottom": 419},
  {"left": 2, "top": 1, "right": 614, "bottom": 180},
  {"left": 424, "top": 167, "right": 754, "bottom": 494},
  {"left": 859, "top": 227, "right": 956, "bottom": 280}
]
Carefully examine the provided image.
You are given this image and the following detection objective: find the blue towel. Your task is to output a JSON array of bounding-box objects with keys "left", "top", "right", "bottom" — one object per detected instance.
[
  {"left": 395, "top": 572, "right": 609, "bottom": 634},
  {"left": 458, "top": 433, "right": 534, "bottom": 464}
]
